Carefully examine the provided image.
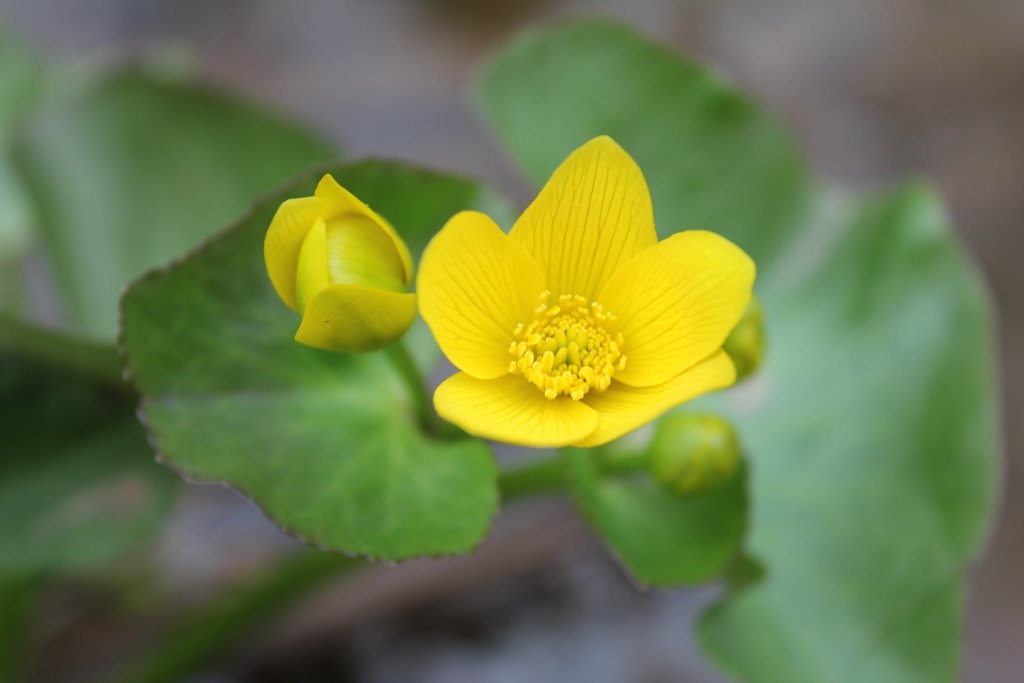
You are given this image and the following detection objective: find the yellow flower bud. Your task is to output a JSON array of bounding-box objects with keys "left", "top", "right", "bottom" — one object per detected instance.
[
  {"left": 649, "top": 413, "right": 740, "bottom": 496},
  {"left": 264, "top": 174, "right": 416, "bottom": 352},
  {"left": 722, "top": 297, "right": 764, "bottom": 381}
]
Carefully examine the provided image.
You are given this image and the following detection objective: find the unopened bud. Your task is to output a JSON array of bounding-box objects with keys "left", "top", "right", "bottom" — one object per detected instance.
[
  {"left": 723, "top": 297, "right": 764, "bottom": 381},
  {"left": 649, "top": 413, "right": 740, "bottom": 496},
  {"left": 264, "top": 174, "right": 416, "bottom": 352}
]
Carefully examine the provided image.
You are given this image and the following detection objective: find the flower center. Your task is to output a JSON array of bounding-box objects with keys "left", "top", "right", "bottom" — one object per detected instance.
[{"left": 509, "top": 291, "right": 627, "bottom": 401}]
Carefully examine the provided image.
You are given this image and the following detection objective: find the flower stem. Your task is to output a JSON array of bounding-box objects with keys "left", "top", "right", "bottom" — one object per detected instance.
[
  {"left": 597, "top": 448, "right": 649, "bottom": 476},
  {"left": 0, "top": 314, "right": 126, "bottom": 389},
  {"left": 498, "top": 454, "right": 568, "bottom": 499},
  {"left": 111, "top": 464, "right": 559, "bottom": 683},
  {"left": 500, "top": 446, "right": 650, "bottom": 500},
  {"left": 0, "top": 576, "right": 40, "bottom": 683},
  {"left": 111, "top": 448, "right": 652, "bottom": 683},
  {"left": 114, "top": 551, "right": 360, "bottom": 683},
  {"left": 383, "top": 340, "right": 445, "bottom": 436}
]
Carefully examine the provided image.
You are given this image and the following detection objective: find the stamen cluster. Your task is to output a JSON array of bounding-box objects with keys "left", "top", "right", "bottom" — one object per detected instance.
[{"left": 509, "top": 291, "right": 627, "bottom": 400}]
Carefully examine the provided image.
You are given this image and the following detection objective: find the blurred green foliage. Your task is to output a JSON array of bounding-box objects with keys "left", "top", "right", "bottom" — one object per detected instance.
[
  {"left": 0, "top": 33, "right": 342, "bottom": 572},
  {"left": 0, "top": 334, "right": 173, "bottom": 575},
  {"left": 0, "top": 28, "right": 42, "bottom": 292},
  {"left": 478, "top": 20, "right": 998, "bottom": 683},
  {"left": 15, "top": 70, "right": 334, "bottom": 338},
  {"left": 0, "top": 30, "right": 344, "bottom": 680}
]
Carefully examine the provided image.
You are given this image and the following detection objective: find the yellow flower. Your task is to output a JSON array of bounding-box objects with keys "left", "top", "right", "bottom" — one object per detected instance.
[
  {"left": 418, "top": 137, "right": 756, "bottom": 447},
  {"left": 264, "top": 174, "right": 416, "bottom": 352}
]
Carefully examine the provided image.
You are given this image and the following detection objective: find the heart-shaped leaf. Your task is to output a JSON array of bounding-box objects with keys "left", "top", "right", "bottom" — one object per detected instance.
[
  {"left": 120, "top": 162, "right": 501, "bottom": 559},
  {"left": 565, "top": 448, "right": 748, "bottom": 586},
  {"left": 478, "top": 20, "right": 998, "bottom": 683}
]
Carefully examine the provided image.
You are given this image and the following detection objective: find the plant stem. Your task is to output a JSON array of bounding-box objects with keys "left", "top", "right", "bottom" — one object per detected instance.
[
  {"left": 598, "top": 449, "right": 649, "bottom": 476},
  {"left": 0, "top": 576, "right": 40, "bottom": 683},
  {"left": 114, "top": 551, "right": 359, "bottom": 683},
  {"left": 0, "top": 314, "right": 125, "bottom": 388},
  {"left": 499, "top": 454, "right": 569, "bottom": 499},
  {"left": 500, "top": 447, "right": 649, "bottom": 500},
  {"left": 113, "top": 452, "right": 650, "bottom": 683},
  {"left": 384, "top": 340, "right": 446, "bottom": 436}
]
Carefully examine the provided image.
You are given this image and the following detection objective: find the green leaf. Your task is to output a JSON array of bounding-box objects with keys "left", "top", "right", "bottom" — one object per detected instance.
[
  {"left": 477, "top": 20, "right": 998, "bottom": 683},
  {"left": 566, "top": 449, "right": 747, "bottom": 586},
  {"left": 120, "top": 161, "right": 500, "bottom": 559},
  {"left": 0, "top": 326, "right": 174, "bottom": 575},
  {"left": 330, "top": 161, "right": 515, "bottom": 256},
  {"left": 476, "top": 20, "right": 811, "bottom": 270},
  {"left": 0, "top": 27, "right": 43, "bottom": 261},
  {"left": 14, "top": 70, "right": 336, "bottom": 338},
  {"left": 0, "top": 156, "right": 35, "bottom": 260},
  {"left": 0, "top": 28, "right": 40, "bottom": 131}
]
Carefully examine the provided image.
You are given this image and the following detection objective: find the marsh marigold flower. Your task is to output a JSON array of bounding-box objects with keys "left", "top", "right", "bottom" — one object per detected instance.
[
  {"left": 264, "top": 174, "right": 416, "bottom": 352},
  {"left": 418, "top": 137, "right": 756, "bottom": 447}
]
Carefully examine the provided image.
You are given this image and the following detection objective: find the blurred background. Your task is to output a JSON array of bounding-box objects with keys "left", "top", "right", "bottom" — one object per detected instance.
[{"left": 0, "top": 0, "right": 1020, "bottom": 681}]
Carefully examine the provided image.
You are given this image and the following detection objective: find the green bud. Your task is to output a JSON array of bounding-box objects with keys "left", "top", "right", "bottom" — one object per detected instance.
[
  {"left": 723, "top": 297, "right": 764, "bottom": 381},
  {"left": 649, "top": 413, "right": 741, "bottom": 496}
]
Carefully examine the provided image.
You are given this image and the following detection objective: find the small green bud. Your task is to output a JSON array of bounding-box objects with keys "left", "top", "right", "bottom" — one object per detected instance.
[
  {"left": 723, "top": 297, "right": 764, "bottom": 381},
  {"left": 649, "top": 413, "right": 741, "bottom": 496}
]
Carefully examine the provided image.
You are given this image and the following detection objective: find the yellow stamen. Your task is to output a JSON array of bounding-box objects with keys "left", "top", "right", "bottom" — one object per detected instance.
[{"left": 509, "top": 292, "right": 626, "bottom": 401}]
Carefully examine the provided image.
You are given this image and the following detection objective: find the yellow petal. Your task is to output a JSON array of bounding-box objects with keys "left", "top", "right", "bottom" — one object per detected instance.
[
  {"left": 576, "top": 351, "right": 736, "bottom": 447},
  {"left": 265, "top": 196, "right": 339, "bottom": 310},
  {"left": 294, "top": 284, "right": 417, "bottom": 352},
  {"left": 418, "top": 211, "right": 546, "bottom": 380},
  {"left": 295, "top": 217, "right": 329, "bottom": 313},
  {"left": 600, "top": 230, "right": 755, "bottom": 387},
  {"left": 315, "top": 174, "right": 413, "bottom": 285},
  {"left": 323, "top": 214, "right": 407, "bottom": 292},
  {"left": 434, "top": 373, "right": 599, "bottom": 447},
  {"left": 508, "top": 136, "right": 656, "bottom": 301}
]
